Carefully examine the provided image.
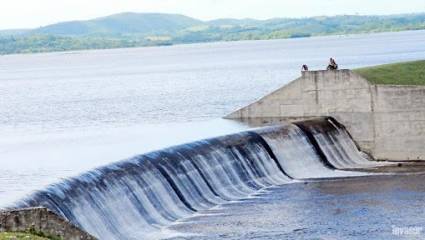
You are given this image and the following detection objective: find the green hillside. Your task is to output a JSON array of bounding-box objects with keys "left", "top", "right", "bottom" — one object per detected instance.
[
  {"left": 0, "top": 29, "right": 29, "bottom": 36},
  {"left": 35, "top": 12, "right": 202, "bottom": 36},
  {"left": 1, "top": 12, "right": 425, "bottom": 54},
  {"left": 354, "top": 60, "right": 425, "bottom": 85}
]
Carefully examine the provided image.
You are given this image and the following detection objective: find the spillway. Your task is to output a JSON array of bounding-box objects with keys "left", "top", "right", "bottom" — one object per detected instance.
[
  {"left": 295, "top": 118, "right": 386, "bottom": 169},
  {"left": 8, "top": 117, "right": 384, "bottom": 239}
]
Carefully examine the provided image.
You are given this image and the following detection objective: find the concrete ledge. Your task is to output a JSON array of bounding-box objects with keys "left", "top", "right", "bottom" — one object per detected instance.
[
  {"left": 0, "top": 207, "right": 97, "bottom": 240},
  {"left": 226, "top": 69, "right": 425, "bottom": 161}
]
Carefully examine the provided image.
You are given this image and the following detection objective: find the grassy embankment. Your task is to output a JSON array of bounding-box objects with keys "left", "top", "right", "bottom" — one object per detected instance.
[
  {"left": 0, "top": 232, "right": 51, "bottom": 240},
  {"left": 354, "top": 60, "right": 425, "bottom": 85}
]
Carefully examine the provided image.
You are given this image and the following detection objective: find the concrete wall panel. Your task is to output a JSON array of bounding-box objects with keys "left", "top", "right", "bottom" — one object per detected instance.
[{"left": 226, "top": 69, "right": 425, "bottom": 161}]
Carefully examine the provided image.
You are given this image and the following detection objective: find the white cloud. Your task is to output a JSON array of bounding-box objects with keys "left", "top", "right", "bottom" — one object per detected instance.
[{"left": 1, "top": 0, "right": 424, "bottom": 29}]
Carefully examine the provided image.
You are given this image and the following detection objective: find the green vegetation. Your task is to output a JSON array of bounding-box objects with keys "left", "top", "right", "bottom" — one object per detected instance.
[
  {"left": 0, "top": 228, "right": 63, "bottom": 240},
  {"left": 354, "top": 60, "right": 425, "bottom": 85},
  {"left": 1, "top": 12, "right": 425, "bottom": 55},
  {"left": 0, "top": 232, "right": 51, "bottom": 240}
]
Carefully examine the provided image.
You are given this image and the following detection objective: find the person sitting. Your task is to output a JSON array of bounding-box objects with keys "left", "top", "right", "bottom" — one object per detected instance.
[
  {"left": 327, "top": 58, "right": 338, "bottom": 70},
  {"left": 301, "top": 64, "right": 309, "bottom": 71}
]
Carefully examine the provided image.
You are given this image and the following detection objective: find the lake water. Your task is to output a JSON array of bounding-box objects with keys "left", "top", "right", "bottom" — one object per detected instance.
[{"left": 1, "top": 30, "right": 425, "bottom": 206}]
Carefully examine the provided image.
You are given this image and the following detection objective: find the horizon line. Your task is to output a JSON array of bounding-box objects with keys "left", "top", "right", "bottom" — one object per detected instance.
[{"left": 1, "top": 11, "right": 425, "bottom": 31}]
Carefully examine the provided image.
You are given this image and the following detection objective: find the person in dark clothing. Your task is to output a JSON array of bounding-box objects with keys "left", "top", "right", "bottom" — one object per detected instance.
[
  {"left": 301, "top": 64, "right": 309, "bottom": 71},
  {"left": 327, "top": 58, "right": 338, "bottom": 70}
]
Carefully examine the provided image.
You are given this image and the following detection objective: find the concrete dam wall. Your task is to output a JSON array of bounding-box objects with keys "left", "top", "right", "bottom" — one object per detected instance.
[
  {"left": 226, "top": 70, "right": 425, "bottom": 161},
  {"left": 2, "top": 118, "right": 381, "bottom": 240}
]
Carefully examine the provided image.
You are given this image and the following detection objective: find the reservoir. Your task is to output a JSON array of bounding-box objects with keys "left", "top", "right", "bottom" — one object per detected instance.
[{"left": 1, "top": 30, "right": 425, "bottom": 208}]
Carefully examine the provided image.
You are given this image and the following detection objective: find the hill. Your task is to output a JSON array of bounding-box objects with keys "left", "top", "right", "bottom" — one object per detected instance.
[
  {"left": 1, "top": 12, "right": 425, "bottom": 54},
  {"left": 35, "top": 12, "right": 202, "bottom": 36},
  {"left": 0, "top": 29, "right": 29, "bottom": 36},
  {"left": 355, "top": 60, "right": 425, "bottom": 85}
]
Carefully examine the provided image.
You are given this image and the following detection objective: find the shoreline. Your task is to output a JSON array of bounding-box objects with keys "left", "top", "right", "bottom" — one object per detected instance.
[{"left": 1, "top": 29, "right": 424, "bottom": 57}]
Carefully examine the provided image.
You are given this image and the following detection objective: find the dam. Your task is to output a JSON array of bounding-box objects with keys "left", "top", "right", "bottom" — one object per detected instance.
[
  {"left": 0, "top": 26, "right": 425, "bottom": 239},
  {"left": 1, "top": 117, "right": 406, "bottom": 239},
  {"left": 2, "top": 65, "right": 425, "bottom": 239},
  {"left": 226, "top": 69, "right": 425, "bottom": 161},
  {"left": 2, "top": 62, "right": 425, "bottom": 239}
]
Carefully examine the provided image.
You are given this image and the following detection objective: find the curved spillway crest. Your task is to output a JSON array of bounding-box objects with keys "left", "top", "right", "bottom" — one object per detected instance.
[
  {"left": 10, "top": 118, "right": 378, "bottom": 239},
  {"left": 13, "top": 131, "right": 290, "bottom": 239},
  {"left": 258, "top": 124, "right": 341, "bottom": 179},
  {"left": 295, "top": 117, "right": 386, "bottom": 169}
]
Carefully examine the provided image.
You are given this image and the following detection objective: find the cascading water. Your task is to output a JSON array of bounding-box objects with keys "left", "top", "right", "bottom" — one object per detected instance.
[
  {"left": 256, "top": 123, "right": 364, "bottom": 179},
  {"left": 295, "top": 118, "right": 387, "bottom": 169},
  {"left": 8, "top": 118, "right": 384, "bottom": 239}
]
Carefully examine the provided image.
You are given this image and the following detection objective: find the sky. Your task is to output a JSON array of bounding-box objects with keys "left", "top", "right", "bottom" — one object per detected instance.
[{"left": 1, "top": 0, "right": 425, "bottom": 30}]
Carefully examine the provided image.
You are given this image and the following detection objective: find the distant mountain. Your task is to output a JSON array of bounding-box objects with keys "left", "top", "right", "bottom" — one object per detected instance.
[
  {"left": 34, "top": 12, "right": 203, "bottom": 36},
  {"left": 1, "top": 12, "right": 425, "bottom": 55},
  {"left": 0, "top": 29, "right": 29, "bottom": 36}
]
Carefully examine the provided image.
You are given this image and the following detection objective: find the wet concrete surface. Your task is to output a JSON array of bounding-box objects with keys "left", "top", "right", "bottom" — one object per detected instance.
[
  {"left": 167, "top": 173, "right": 425, "bottom": 239},
  {"left": 350, "top": 161, "right": 425, "bottom": 174}
]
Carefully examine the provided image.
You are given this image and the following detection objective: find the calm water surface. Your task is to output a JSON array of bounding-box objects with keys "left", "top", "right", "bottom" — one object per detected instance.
[{"left": 1, "top": 30, "right": 425, "bottom": 206}]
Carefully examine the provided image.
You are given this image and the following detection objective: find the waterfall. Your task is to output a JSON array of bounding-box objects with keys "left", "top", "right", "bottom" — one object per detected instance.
[
  {"left": 295, "top": 117, "right": 386, "bottom": 169},
  {"left": 10, "top": 118, "right": 380, "bottom": 239},
  {"left": 257, "top": 123, "right": 362, "bottom": 179}
]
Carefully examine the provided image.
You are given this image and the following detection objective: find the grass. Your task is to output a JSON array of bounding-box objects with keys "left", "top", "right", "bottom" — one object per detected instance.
[
  {"left": 354, "top": 60, "right": 425, "bottom": 85},
  {"left": 0, "top": 232, "right": 50, "bottom": 240}
]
